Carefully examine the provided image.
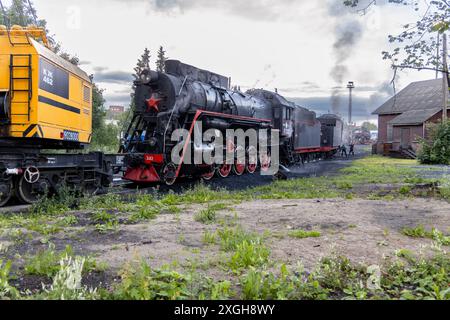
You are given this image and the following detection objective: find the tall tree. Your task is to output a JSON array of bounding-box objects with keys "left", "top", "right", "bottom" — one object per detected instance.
[
  {"left": 89, "top": 80, "right": 119, "bottom": 152},
  {"left": 133, "top": 47, "right": 151, "bottom": 81},
  {"left": 130, "top": 48, "right": 151, "bottom": 104},
  {"left": 0, "top": 0, "right": 47, "bottom": 29},
  {"left": 361, "top": 121, "right": 377, "bottom": 132},
  {"left": 156, "top": 46, "right": 167, "bottom": 72},
  {"left": 344, "top": 0, "right": 450, "bottom": 74}
]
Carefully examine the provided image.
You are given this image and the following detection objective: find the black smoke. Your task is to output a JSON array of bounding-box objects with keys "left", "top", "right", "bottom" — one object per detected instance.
[{"left": 328, "top": 1, "right": 363, "bottom": 115}]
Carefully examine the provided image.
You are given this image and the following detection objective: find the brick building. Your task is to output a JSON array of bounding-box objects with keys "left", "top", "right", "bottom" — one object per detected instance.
[
  {"left": 108, "top": 105, "right": 125, "bottom": 115},
  {"left": 373, "top": 79, "right": 450, "bottom": 156}
]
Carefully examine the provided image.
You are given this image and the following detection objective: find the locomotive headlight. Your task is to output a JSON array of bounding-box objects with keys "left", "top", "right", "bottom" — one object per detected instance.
[
  {"left": 149, "top": 137, "right": 158, "bottom": 147},
  {"left": 140, "top": 69, "right": 152, "bottom": 84}
]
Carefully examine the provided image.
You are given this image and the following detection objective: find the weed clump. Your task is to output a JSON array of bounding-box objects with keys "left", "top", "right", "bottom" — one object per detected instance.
[
  {"left": 402, "top": 226, "right": 450, "bottom": 246},
  {"left": 288, "top": 229, "right": 321, "bottom": 239},
  {"left": 195, "top": 203, "right": 228, "bottom": 224}
]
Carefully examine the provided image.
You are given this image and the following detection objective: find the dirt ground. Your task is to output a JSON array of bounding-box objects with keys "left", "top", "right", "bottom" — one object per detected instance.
[
  {"left": 2, "top": 148, "right": 449, "bottom": 291},
  {"left": 3, "top": 197, "right": 447, "bottom": 283}
]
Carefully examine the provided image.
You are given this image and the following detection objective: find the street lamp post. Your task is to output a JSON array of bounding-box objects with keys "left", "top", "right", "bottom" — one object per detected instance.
[{"left": 347, "top": 81, "right": 355, "bottom": 125}]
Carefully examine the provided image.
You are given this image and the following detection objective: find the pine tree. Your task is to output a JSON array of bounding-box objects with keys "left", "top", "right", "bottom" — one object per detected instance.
[
  {"left": 130, "top": 48, "right": 151, "bottom": 103},
  {"left": 133, "top": 47, "right": 151, "bottom": 82},
  {"left": 156, "top": 46, "right": 167, "bottom": 73},
  {"left": 0, "top": 0, "right": 46, "bottom": 28}
]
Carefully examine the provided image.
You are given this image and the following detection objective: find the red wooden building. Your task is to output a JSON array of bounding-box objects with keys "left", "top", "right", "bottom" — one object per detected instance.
[{"left": 373, "top": 79, "right": 450, "bottom": 157}]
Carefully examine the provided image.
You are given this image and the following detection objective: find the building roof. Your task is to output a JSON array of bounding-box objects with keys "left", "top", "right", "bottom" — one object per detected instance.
[
  {"left": 388, "top": 108, "right": 441, "bottom": 126},
  {"left": 373, "top": 79, "right": 444, "bottom": 115}
]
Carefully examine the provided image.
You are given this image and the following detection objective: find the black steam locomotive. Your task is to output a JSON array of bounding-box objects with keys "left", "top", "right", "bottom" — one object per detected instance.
[{"left": 121, "top": 60, "right": 345, "bottom": 185}]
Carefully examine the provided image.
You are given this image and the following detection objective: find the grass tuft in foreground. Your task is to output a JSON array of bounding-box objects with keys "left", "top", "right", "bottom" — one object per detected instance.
[
  {"left": 402, "top": 226, "right": 450, "bottom": 246},
  {"left": 288, "top": 229, "right": 321, "bottom": 239}
]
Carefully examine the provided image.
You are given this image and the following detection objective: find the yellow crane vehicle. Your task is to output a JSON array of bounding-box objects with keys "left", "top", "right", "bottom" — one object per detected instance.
[{"left": 0, "top": 24, "right": 120, "bottom": 206}]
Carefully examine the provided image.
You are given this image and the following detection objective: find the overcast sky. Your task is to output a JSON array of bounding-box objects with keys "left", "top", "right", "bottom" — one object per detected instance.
[{"left": 24, "top": 0, "right": 443, "bottom": 124}]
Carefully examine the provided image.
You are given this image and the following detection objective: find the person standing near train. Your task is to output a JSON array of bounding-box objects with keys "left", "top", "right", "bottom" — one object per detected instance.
[
  {"left": 341, "top": 145, "right": 348, "bottom": 158},
  {"left": 349, "top": 143, "right": 355, "bottom": 157}
]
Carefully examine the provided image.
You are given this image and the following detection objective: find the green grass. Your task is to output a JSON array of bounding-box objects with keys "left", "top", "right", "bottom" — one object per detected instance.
[
  {"left": 202, "top": 231, "right": 217, "bottom": 245},
  {"left": 0, "top": 155, "right": 428, "bottom": 236},
  {"left": 228, "top": 240, "right": 271, "bottom": 271},
  {"left": 0, "top": 260, "right": 20, "bottom": 299},
  {"left": 24, "top": 244, "right": 107, "bottom": 278},
  {"left": 216, "top": 227, "right": 260, "bottom": 252},
  {"left": 80, "top": 193, "right": 126, "bottom": 211},
  {"left": 108, "top": 261, "right": 232, "bottom": 300},
  {"left": 288, "top": 229, "right": 321, "bottom": 239},
  {"left": 240, "top": 250, "right": 450, "bottom": 300},
  {"left": 93, "top": 211, "right": 115, "bottom": 223},
  {"left": 195, "top": 207, "right": 217, "bottom": 224},
  {"left": 3, "top": 246, "right": 450, "bottom": 300},
  {"left": 402, "top": 226, "right": 450, "bottom": 246},
  {"left": 399, "top": 185, "right": 413, "bottom": 195},
  {"left": 439, "top": 176, "right": 450, "bottom": 201},
  {"left": 195, "top": 203, "right": 229, "bottom": 224}
]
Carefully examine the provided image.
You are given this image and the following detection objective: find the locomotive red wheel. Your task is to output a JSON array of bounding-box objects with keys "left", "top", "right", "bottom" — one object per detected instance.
[
  {"left": 246, "top": 162, "right": 257, "bottom": 174},
  {"left": 233, "top": 162, "right": 246, "bottom": 176},
  {"left": 260, "top": 153, "right": 271, "bottom": 172},
  {"left": 246, "top": 146, "right": 258, "bottom": 174},
  {"left": 217, "top": 164, "right": 232, "bottom": 178},
  {"left": 202, "top": 167, "right": 216, "bottom": 181}
]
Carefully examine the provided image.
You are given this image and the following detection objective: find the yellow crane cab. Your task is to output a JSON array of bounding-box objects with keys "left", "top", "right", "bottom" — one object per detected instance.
[{"left": 0, "top": 25, "right": 92, "bottom": 149}]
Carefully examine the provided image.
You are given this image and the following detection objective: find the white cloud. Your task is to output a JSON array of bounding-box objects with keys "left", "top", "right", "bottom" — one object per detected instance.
[{"left": 32, "top": 0, "right": 439, "bottom": 121}]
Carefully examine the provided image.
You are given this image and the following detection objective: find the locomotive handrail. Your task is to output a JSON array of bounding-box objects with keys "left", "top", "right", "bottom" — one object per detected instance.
[{"left": 163, "top": 75, "right": 188, "bottom": 155}]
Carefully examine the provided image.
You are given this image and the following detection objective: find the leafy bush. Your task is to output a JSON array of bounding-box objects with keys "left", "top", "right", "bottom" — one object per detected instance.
[{"left": 419, "top": 121, "right": 450, "bottom": 165}]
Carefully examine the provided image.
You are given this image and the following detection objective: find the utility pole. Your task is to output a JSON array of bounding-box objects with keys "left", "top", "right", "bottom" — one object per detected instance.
[
  {"left": 443, "top": 33, "right": 448, "bottom": 122},
  {"left": 436, "top": 33, "right": 440, "bottom": 79},
  {"left": 347, "top": 81, "right": 355, "bottom": 125}
]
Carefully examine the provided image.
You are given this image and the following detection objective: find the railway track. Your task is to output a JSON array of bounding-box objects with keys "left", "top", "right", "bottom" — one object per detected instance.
[{"left": 0, "top": 150, "right": 369, "bottom": 213}]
